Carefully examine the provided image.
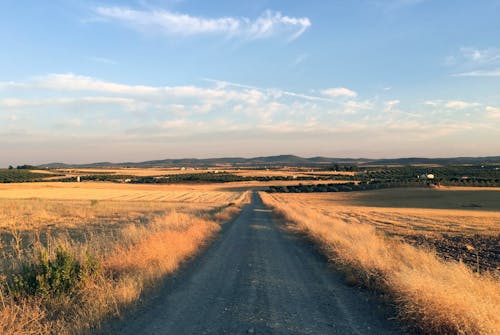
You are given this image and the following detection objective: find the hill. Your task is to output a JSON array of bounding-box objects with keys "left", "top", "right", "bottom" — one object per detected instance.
[{"left": 36, "top": 155, "right": 500, "bottom": 169}]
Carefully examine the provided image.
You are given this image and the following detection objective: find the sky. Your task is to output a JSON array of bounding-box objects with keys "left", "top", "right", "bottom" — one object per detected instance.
[{"left": 1, "top": 0, "right": 500, "bottom": 166}]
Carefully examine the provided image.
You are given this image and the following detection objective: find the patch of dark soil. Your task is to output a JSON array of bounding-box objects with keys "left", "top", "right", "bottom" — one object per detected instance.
[{"left": 404, "top": 234, "right": 500, "bottom": 274}]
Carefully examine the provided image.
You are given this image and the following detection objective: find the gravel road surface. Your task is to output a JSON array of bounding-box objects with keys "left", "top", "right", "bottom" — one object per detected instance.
[{"left": 103, "top": 193, "right": 404, "bottom": 334}]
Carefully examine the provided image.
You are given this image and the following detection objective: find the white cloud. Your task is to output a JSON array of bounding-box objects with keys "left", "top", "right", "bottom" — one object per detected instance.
[
  {"left": 2, "top": 72, "right": 498, "bottom": 164},
  {"left": 342, "top": 100, "right": 374, "bottom": 114},
  {"left": 444, "top": 100, "right": 481, "bottom": 109},
  {"left": 460, "top": 47, "right": 500, "bottom": 64},
  {"left": 485, "top": 106, "right": 500, "bottom": 118},
  {"left": 453, "top": 69, "right": 500, "bottom": 77},
  {"left": 4, "top": 74, "right": 262, "bottom": 106},
  {"left": 449, "top": 47, "right": 500, "bottom": 77},
  {"left": 425, "top": 100, "right": 481, "bottom": 110},
  {"left": 321, "top": 87, "right": 358, "bottom": 98},
  {"left": 204, "top": 78, "right": 333, "bottom": 102},
  {"left": 384, "top": 99, "right": 400, "bottom": 112},
  {"left": 94, "top": 7, "right": 311, "bottom": 41}
]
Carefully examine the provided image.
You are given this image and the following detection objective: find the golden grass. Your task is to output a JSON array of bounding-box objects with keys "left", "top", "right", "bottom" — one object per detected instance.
[
  {"left": 0, "top": 186, "right": 250, "bottom": 334},
  {"left": 0, "top": 182, "right": 246, "bottom": 202},
  {"left": 276, "top": 188, "right": 500, "bottom": 238},
  {"left": 260, "top": 191, "right": 500, "bottom": 334}
]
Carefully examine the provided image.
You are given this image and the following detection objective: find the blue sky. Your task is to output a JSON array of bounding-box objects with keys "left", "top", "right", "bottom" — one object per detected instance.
[{"left": 1, "top": 0, "right": 499, "bottom": 165}]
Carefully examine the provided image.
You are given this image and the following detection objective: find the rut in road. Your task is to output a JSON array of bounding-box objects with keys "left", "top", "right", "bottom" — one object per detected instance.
[{"left": 103, "top": 193, "right": 404, "bottom": 335}]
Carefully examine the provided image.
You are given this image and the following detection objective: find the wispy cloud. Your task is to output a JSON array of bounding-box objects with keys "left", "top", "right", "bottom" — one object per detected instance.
[
  {"left": 449, "top": 47, "right": 500, "bottom": 77},
  {"left": 93, "top": 7, "right": 311, "bottom": 41},
  {"left": 203, "top": 78, "right": 334, "bottom": 102},
  {"left": 4, "top": 74, "right": 262, "bottom": 105},
  {"left": 485, "top": 106, "right": 500, "bottom": 119},
  {"left": 444, "top": 100, "right": 481, "bottom": 109},
  {"left": 459, "top": 47, "right": 500, "bottom": 64},
  {"left": 384, "top": 99, "right": 400, "bottom": 113},
  {"left": 426, "top": 100, "right": 481, "bottom": 110},
  {"left": 292, "top": 53, "right": 309, "bottom": 66},
  {"left": 321, "top": 87, "right": 357, "bottom": 98},
  {"left": 452, "top": 69, "right": 500, "bottom": 77},
  {"left": 2, "top": 73, "right": 498, "bottom": 165}
]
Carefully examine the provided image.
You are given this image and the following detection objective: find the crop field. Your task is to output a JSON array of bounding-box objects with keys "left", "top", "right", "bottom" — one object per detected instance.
[
  {"left": 0, "top": 181, "right": 246, "bottom": 201},
  {"left": 0, "top": 182, "right": 249, "bottom": 334},
  {"left": 261, "top": 188, "right": 500, "bottom": 334},
  {"left": 266, "top": 188, "right": 500, "bottom": 272},
  {"left": 1, "top": 169, "right": 499, "bottom": 334}
]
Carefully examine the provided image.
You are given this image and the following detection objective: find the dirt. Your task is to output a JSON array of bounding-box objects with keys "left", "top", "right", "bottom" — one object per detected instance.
[
  {"left": 403, "top": 234, "right": 500, "bottom": 274},
  {"left": 100, "top": 193, "right": 405, "bottom": 334}
]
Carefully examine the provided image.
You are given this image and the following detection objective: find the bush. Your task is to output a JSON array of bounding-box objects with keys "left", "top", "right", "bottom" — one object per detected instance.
[{"left": 11, "top": 248, "right": 99, "bottom": 298}]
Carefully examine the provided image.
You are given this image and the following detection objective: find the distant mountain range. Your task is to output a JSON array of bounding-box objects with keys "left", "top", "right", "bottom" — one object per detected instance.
[{"left": 37, "top": 155, "right": 500, "bottom": 169}]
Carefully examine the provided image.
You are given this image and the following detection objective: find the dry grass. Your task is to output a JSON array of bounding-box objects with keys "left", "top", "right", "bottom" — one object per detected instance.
[
  {"left": 273, "top": 189, "right": 500, "bottom": 238},
  {"left": 0, "top": 185, "right": 250, "bottom": 334},
  {"left": 260, "top": 191, "right": 500, "bottom": 334},
  {"left": 0, "top": 181, "right": 245, "bottom": 202}
]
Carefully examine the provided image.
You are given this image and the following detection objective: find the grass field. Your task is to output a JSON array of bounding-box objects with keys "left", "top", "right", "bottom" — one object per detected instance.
[
  {"left": 0, "top": 180, "right": 355, "bottom": 198},
  {"left": 0, "top": 182, "right": 249, "bottom": 334},
  {"left": 261, "top": 188, "right": 500, "bottom": 334},
  {"left": 275, "top": 188, "right": 500, "bottom": 272}
]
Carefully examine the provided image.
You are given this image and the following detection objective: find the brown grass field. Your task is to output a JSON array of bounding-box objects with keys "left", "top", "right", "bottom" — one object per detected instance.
[
  {"left": 260, "top": 188, "right": 500, "bottom": 334},
  {"left": 2, "top": 176, "right": 499, "bottom": 334},
  {"left": 0, "top": 180, "right": 354, "bottom": 198},
  {"left": 275, "top": 188, "right": 500, "bottom": 272},
  {"left": 0, "top": 182, "right": 250, "bottom": 334}
]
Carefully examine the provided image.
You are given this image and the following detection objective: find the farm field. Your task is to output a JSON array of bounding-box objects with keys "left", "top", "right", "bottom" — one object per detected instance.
[
  {"left": 266, "top": 188, "right": 500, "bottom": 272},
  {"left": 261, "top": 188, "right": 500, "bottom": 334},
  {"left": 0, "top": 179, "right": 354, "bottom": 200},
  {"left": 1, "top": 172, "right": 499, "bottom": 334},
  {"left": 0, "top": 181, "right": 249, "bottom": 334},
  {"left": 0, "top": 181, "right": 243, "bottom": 202}
]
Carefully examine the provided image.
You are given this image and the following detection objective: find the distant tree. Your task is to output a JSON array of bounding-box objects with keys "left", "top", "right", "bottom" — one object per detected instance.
[
  {"left": 16, "top": 165, "right": 36, "bottom": 170},
  {"left": 8, "top": 165, "right": 13, "bottom": 170}
]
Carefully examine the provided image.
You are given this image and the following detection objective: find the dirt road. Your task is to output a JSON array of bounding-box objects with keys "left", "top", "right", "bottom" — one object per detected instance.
[{"left": 104, "top": 193, "right": 403, "bottom": 334}]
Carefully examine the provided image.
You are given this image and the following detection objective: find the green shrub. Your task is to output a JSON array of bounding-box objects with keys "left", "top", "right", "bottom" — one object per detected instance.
[{"left": 11, "top": 248, "right": 100, "bottom": 298}]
